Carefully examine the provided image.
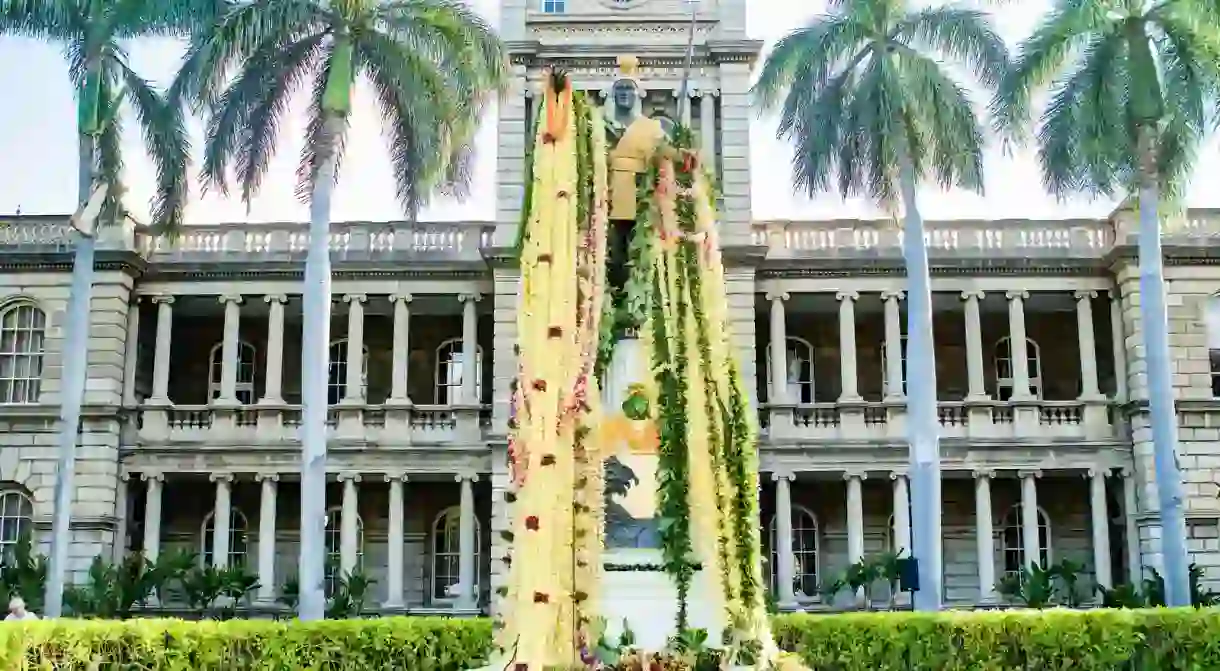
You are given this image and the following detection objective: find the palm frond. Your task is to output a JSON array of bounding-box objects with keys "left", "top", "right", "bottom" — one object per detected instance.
[
  {"left": 0, "top": 0, "right": 79, "bottom": 40},
  {"left": 93, "top": 87, "right": 129, "bottom": 228},
  {"left": 110, "top": 0, "right": 229, "bottom": 39},
  {"left": 295, "top": 42, "right": 349, "bottom": 204},
  {"left": 374, "top": 0, "right": 507, "bottom": 94},
  {"left": 752, "top": 15, "right": 871, "bottom": 112},
  {"left": 888, "top": 5, "right": 1009, "bottom": 90}
]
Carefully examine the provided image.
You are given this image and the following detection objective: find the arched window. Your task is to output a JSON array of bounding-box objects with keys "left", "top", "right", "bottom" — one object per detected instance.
[
  {"left": 200, "top": 507, "right": 250, "bottom": 568},
  {"left": 0, "top": 303, "right": 46, "bottom": 404},
  {"left": 1000, "top": 505, "right": 1052, "bottom": 574},
  {"left": 1205, "top": 293, "right": 1220, "bottom": 396},
  {"left": 431, "top": 506, "right": 482, "bottom": 602},
  {"left": 324, "top": 506, "right": 363, "bottom": 594},
  {"left": 880, "top": 334, "right": 909, "bottom": 396},
  {"left": 767, "top": 505, "right": 819, "bottom": 600},
  {"left": 207, "top": 341, "right": 258, "bottom": 404},
  {"left": 764, "top": 336, "right": 815, "bottom": 404},
  {"left": 993, "top": 337, "right": 1042, "bottom": 401},
  {"left": 435, "top": 339, "right": 483, "bottom": 405},
  {"left": 0, "top": 487, "right": 34, "bottom": 562},
  {"left": 327, "top": 340, "right": 369, "bottom": 405}
]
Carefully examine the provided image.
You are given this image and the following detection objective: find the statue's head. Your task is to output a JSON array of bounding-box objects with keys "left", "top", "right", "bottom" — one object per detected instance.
[{"left": 606, "top": 55, "right": 643, "bottom": 121}]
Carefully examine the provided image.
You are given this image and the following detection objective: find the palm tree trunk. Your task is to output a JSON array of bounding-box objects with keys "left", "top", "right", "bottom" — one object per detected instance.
[
  {"left": 43, "top": 132, "right": 98, "bottom": 619},
  {"left": 297, "top": 112, "right": 341, "bottom": 621},
  {"left": 896, "top": 142, "right": 942, "bottom": 612},
  {"left": 1135, "top": 123, "right": 1191, "bottom": 607}
]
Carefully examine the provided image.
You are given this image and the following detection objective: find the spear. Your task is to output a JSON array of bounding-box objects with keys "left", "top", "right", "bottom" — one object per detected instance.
[{"left": 676, "top": 0, "right": 700, "bottom": 126}]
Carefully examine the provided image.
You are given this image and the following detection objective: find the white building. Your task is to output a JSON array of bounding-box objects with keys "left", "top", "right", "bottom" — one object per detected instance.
[{"left": 1, "top": 0, "right": 1220, "bottom": 614}]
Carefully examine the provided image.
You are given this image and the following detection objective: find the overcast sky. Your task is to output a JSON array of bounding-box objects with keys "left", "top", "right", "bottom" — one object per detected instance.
[{"left": 0, "top": 0, "right": 1216, "bottom": 224}]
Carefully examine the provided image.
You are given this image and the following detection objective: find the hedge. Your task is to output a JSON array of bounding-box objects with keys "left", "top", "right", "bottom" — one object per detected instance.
[{"left": 3, "top": 609, "right": 1220, "bottom": 669}]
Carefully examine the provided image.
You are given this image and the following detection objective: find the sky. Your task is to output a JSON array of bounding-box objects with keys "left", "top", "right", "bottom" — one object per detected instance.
[{"left": 0, "top": 0, "right": 1217, "bottom": 224}]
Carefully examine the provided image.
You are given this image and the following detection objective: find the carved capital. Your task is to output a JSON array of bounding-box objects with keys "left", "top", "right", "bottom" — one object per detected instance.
[
  {"left": 151, "top": 295, "right": 175, "bottom": 306},
  {"left": 1074, "top": 290, "right": 1098, "bottom": 301},
  {"left": 880, "top": 290, "right": 905, "bottom": 302},
  {"left": 219, "top": 294, "right": 243, "bottom": 305},
  {"left": 889, "top": 471, "right": 908, "bottom": 481},
  {"left": 343, "top": 294, "right": 367, "bottom": 304},
  {"left": 392, "top": 293, "right": 414, "bottom": 305},
  {"left": 384, "top": 472, "right": 409, "bottom": 484},
  {"left": 961, "top": 290, "right": 985, "bottom": 301},
  {"left": 836, "top": 291, "right": 859, "bottom": 302},
  {"left": 1005, "top": 290, "right": 1029, "bottom": 301},
  {"left": 843, "top": 471, "right": 868, "bottom": 482},
  {"left": 209, "top": 472, "right": 235, "bottom": 484},
  {"left": 456, "top": 472, "right": 480, "bottom": 483},
  {"left": 255, "top": 472, "right": 280, "bottom": 483},
  {"left": 972, "top": 468, "right": 996, "bottom": 480},
  {"left": 1119, "top": 466, "right": 1135, "bottom": 478},
  {"left": 1017, "top": 469, "right": 1043, "bottom": 480},
  {"left": 264, "top": 294, "right": 288, "bottom": 305},
  {"left": 337, "top": 472, "right": 362, "bottom": 483},
  {"left": 771, "top": 471, "right": 795, "bottom": 482},
  {"left": 140, "top": 471, "right": 165, "bottom": 483},
  {"left": 765, "top": 291, "right": 790, "bottom": 303},
  {"left": 458, "top": 293, "right": 483, "bottom": 304},
  {"left": 119, "top": 471, "right": 132, "bottom": 482}
]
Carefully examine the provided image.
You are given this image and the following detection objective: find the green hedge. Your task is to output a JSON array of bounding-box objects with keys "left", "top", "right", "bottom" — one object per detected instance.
[
  {"left": 3, "top": 610, "right": 1220, "bottom": 669},
  {"left": 772, "top": 609, "right": 1220, "bottom": 670},
  {"left": 0, "top": 617, "right": 492, "bottom": 670}
]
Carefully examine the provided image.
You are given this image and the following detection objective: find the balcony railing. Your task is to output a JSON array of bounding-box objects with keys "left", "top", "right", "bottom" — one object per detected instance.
[
  {"left": 763, "top": 398, "right": 1113, "bottom": 441},
  {"left": 139, "top": 403, "right": 492, "bottom": 445}
]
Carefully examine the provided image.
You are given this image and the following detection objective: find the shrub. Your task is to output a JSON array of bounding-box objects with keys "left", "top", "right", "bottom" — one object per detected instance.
[{"left": 0, "top": 617, "right": 493, "bottom": 670}]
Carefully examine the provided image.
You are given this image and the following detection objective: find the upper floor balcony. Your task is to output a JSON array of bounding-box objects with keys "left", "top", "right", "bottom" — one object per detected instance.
[{"left": 128, "top": 291, "right": 492, "bottom": 447}]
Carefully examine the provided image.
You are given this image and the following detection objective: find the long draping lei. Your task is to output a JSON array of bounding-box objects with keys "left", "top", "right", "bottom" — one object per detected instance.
[{"left": 497, "top": 71, "right": 805, "bottom": 670}]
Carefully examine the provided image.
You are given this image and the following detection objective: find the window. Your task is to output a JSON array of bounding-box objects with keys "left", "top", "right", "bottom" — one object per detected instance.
[
  {"left": 207, "top": 341, "right": 258, "bottom": 404},
  {"left": 0, "top": 303, "right": 46, "bottom": 404},
  {"left": 0, "top": 488, "right": 34, "bottom": 562},
  {"left": 541, "top": 0, "right": 565, "bottom": 12},
  {"left": 993, "top": 337, "right": 1042, "bottom": 400},
  {"left": 432, "top": 506, "right": 482, "bottom": 602},
  {"left": 327, "top": 340, "right": 369, "bottom": 405},
  {"left": 200, "top": 507, "right": 249, "bottom": 568},
  {"left": 764, "top": 336, "right": 815, "bottom": 403},
  {"left": 324, "top": 506, "right": 364, "bottom": 595},
  {"left": 436, "top": 339, "right": 483, "bottom": 405},
  {"left": 767, "top": 505, "right": 819, "bottom": 600},
  {"left": 1000, "top": 505, "right": 1051, "bottom": 574},
  {"left": 880, "top": 334, "right": 908, "bottom": 396},
  {"left": 1206, "top": 294, "right": 1220, "bottom": 396}
]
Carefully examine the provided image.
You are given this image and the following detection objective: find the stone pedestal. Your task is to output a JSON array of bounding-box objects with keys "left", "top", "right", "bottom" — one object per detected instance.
[{"left": 599, "top": 548, "right": 725, "bottom": 652}]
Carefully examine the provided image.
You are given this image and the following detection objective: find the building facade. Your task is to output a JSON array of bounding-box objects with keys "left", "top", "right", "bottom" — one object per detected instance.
[{"left": 2, "top": 0, "right": 1220, "bottom": 614}]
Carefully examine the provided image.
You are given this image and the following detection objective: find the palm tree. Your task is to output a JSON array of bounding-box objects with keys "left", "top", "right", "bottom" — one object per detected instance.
[
  {"left": 753, "top": 0, "right": 1008, "bottom": 611},
  {"left": 993, "top": 0, "right": 1220, "bottom": 607},
  {"left": 0, "top": 0, "right": 218, "bottom": 617},
  {"left": 175, "top": 0, "right": 505, "bottom": 620}
]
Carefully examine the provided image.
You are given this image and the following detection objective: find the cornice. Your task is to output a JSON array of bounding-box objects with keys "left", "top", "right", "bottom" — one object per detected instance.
[
  {"left": 0, "top": 250, "right": 146, "bottom": 276},
  {"left": 142, "top": 263, "right": 491, "bottom": 282},
  {"left": 482, "top": 246, "right": 521, "bottom": 270},
  {"left": 758, "top": 257, "right": 1111, "bottom": 278}
]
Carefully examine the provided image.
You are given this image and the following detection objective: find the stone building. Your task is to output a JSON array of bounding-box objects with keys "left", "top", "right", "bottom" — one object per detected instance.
[{"left": 1, "top": 0, "right": 1219, "bottom": 615}]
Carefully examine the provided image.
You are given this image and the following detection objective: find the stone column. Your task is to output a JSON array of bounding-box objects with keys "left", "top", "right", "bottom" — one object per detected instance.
[
  {"left": 891, "top": 472, "right": 911, "bottom": 556},
  {"left": 459, "top": 294, "right": 482, "bottom": 405},
  {"left": 1075, "top": 291, "right": 1102, "bottom": 398},
  {"left": 1089, "top": 468, "right": 1113, "bottom": 589},
  {"left": 255, "top": 473, "right": 278, "bottom": 602},
  {"left": 457, "top": 473, "right": 478, "bottom": 609},
  {"left": 217, "top": 295, "right": 243, "bottom": 404},
  {"left": 141, "top": 473, "right": 163, "bottom": 562},
  {"left": 260, "top": 295, "right": 287, "bottom": 404},
  {"left": 342, "top": 295, "right": 366, "bottom": 403},
  {"left": 388, "top": 294, "right": 413, "bottom": 404},
  {"left": 1006, "top": 291, "right": 1033, "bottom": 400},
  {"left": 1020, "top": 470, "right": 1041, "bottom": 569},
  {"left": 1110, "top": 291, "right": 1128, "bottom": 402},
  {"left": 674, "top": 87, "right": 692, "bottom": 126},
  {"left": 845, "top": 472, "right": 866, "bottom": 605},
  {"left": 836, "top": 291, "right": 862, "bottom": 401},
  {"left": 962, "top": 291, "right": 988, "bottom": 400},
  {"left": 699, "top": 90, "right": 717, "bottom": 168},
  {"left": 211, "top": 473, "right": 233, "bottom": 569},
  {"left": 149, "top": 296, "right": 175, "bottom": 403},
  {"left": 974, "top": 470, "right": 997, "bottom": 602},
  {"left": 882, "top": 291, "right": 905, "bottom": 400},
  {"left": 773, "top": 472, "right": 797, "bottom": 608},
  {"left": 121, "top": 297, "right": 140, "bottom": 407},
  {"left": 113, "top": 473, "right": 129, "bottom": 564},
  {"left": 1121, "top": 468, "right": 1141, "bottom": 584},
  {"left": 767, "top": 292, "right": 790, "bottom": 403},
  {"left": 339, "top": 473, "right": 360, "bottom": 576},
  {"left": 384, "top": 473, "right": 407, "bottom": 608}
]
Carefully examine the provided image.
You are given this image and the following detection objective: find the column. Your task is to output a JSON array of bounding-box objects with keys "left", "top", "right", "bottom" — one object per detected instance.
[
  {"left": 342, "top": 295, "right": 366, "bottom": 403},
  {"left": 1110, "top": 291, "right": 1128, "bottom": 402},
  {"left": 339, "top": 472, "right": 360, "bottom": 576},
  {"left": 1121, "top": 468, "right": 1141, "bottom": 584},
  {"left": 112, "top": 473, "right": 129, "bottom": 564},
  {"left": 773, "top": 473, "right": 796, "bottom": 608},
  {"left": 675, "top": 88, "right": 692, "bottom": 126},
  {"left": 1089, "top": 468, "right": 1113, "bottom": 589},
  {"left": 837, "top": 292, "right": 861, "bottom": 401},
  {"left": 260, "top": 295, "right": 287, "bottom": 404},
  {"left": 149, "top": 296, "right": 175, "bottom": 403},
  {"left": 974, "top": 470, "right": 997, "bottom": 602},
  {"left": 699, "top": 90, "right": 716, "bottom": 168},
  {"left": 845, "top": 472, "right": 865, "bottom": 563},
  {"left": 141, "top": 473, "right": 163, "bottom": 562},
  {"left": 389, "top": 294, "right": 413, "bottom": 404},
  {"left": 217, "top": 295, "right": 243, "bottom": 404},
  {"left": 384, "top": 473, "right": 407, "bottom": 607},
  {"left": 255, "top": 473, "right": 278, "bottom": 602},
  {"left": 962, "top": 291, "right": 988, "bottom": 400},
  {"left": 1006, "top": 291, "right": 1033, "bottom": 400},
  {"left": 211, "top": 473, "right": 233, "bottom": 569},
  {"left": 1020, "top": 471, "right": 1041, "bottom": 569},
  {"left": 882, "top": 291, "right": 905, "bottom": 400},
  {"left": 459, "top": 294, "right": 481, "bottom": 405},
  {"left": 891, "top": 472, "right": 911, "bottom": 556},
  {"left": 457, "top": 473, "right": 478, "bottom": 608},
  {"left": 1075, "top": 291, "right": 1102, "bottom": 398},
  {"left": 121, "top": 297, "right": 140, "bottom": 407},
  {"left": 767, "top": 292, "right": 790, "bottom": 403}
]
